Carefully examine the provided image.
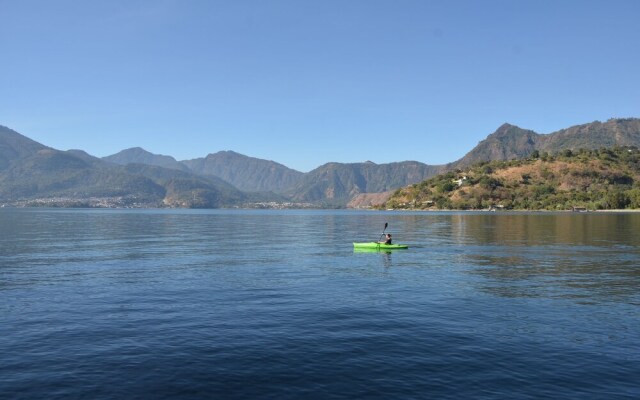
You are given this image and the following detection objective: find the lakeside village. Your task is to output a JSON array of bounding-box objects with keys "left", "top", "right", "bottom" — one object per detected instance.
[
  {"left": 1, "top": 196, "right": 592, "bottom": 212},
  {"left": 0, "top": 197, "right": 318, "bottom": 210},
  {"left": 1, "top": 196, "right": 152, "bottom": 209}
]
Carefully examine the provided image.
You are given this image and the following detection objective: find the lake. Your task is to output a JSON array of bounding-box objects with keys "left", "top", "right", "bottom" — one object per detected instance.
[{"left": 1, "top": 208, "right": 639, "bottom": 399}]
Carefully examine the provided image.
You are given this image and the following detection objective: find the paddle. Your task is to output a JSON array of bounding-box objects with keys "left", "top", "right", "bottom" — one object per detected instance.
[{"left": 378, "top": 222, "right": 388, "bottom": 242}]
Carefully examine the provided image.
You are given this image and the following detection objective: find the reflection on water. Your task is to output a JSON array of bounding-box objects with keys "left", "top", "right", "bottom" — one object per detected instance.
[
  {"left": 447, "top": 212, "right": 640, "bottom": 246},
  {"left": 353, "top": 249, "right": 396, "bottom": 269},
  {"left": 440, "top": 213, "right": 640, "bottom": 304},
  {"left": 350, "top": 211, "right": 640, "bottom": 304}
]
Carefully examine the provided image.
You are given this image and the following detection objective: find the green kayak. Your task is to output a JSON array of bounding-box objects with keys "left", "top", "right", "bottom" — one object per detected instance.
[{"left": 353, "top": 242, "right": 409, "bottom": 250}]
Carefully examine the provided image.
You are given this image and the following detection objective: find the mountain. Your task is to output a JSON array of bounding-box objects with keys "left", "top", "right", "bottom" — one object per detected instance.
[
  {"left": 451, "top": 118, "right": 640, "bottom": 168},
  {"left": 4, "top": 118, "right": 640, "bottom": 208},
  {"left": 0, "top": 129, "right": 250, "bottom": 207},
  {"left": 181, "top": 151, "right": 304, "bottom": 193},
  {"left": 107, "top": 148, "right": 443, "bottom": 206},
  {"left": 539, "top": 118, "right": 640, "bottom": 151},
  {"left": 287, "top": 161, "right": 443, "bottom": 206},
  {"left": 103, "top": 147, "right": 190, "bottom": 172},
  {"left": 385, "top": 146, "right": 640, "bottom": 210},
  {"left": 0, "top": 148, "right": 165, "bottom": 202},
  {"left": 452, "top": 123, "right": 539, "bottom": 168},
  {"left": 0, "top": 125, "right": 50, "bottom": 170},
  {"left": 108, "top": 147, "right": 442, "bottom": 207}
]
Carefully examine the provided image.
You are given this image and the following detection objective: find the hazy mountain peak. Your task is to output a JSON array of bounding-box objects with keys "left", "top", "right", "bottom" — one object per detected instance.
[
  {"left": 103, "top": 147, "right": 189, "bottom": 172},
  {"left": 182, "top": 151, "right": 303, "bottom": 193},
  {"left": 205, "top": 150, "right": 245, "bottom": 160},
  {"left": 105, "top": 147, "right": 149, "bottom": 158},
  {"left": 112, "top": 147, "right": 154, "bottom": 157},
  {"left": 126, "top": 146, "right": 148, "bottom": 153}
]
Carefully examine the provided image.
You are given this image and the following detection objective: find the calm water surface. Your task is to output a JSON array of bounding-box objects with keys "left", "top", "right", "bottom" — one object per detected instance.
[{"left": 1, "top": 209, "right": 639, "bottom": 399}]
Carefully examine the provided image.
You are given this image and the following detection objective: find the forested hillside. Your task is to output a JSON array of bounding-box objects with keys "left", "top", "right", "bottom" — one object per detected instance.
[{"left": 385, "top": 147, "right": 640, "bottom": 210}]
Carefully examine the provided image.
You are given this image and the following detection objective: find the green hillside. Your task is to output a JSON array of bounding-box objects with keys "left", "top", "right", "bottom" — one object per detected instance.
[{"left": 384, "top": 147, "right": 640, "bottom": 211}]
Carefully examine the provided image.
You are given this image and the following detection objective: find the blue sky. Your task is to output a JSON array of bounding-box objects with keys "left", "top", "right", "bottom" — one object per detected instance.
[{"left": 1, "top": 0, "right": 639, "bottom": 172}]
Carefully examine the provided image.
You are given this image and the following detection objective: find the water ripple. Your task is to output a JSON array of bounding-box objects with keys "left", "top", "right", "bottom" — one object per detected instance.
[{"left": 1, "top": 209, "right": 639, "bottom": 399}]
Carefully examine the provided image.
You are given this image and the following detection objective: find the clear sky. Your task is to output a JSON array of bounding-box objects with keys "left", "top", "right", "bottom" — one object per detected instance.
[{"left": 1, "top": 0, "right": 639, "bottom": 172}]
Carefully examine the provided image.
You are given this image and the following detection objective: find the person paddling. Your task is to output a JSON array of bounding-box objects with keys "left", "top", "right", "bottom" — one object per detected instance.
[{"left": 380, "top": 233, "right": 392, "bottom": 245}]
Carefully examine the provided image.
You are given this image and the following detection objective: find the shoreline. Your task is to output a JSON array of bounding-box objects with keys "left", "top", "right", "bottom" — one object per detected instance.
[{"left": 373, "top": 208, "right": 640, "bottom": 213}]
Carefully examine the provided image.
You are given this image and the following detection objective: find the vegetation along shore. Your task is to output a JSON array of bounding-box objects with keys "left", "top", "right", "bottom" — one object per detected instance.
[{"left": 382, "top": 147, "right": 640, "bottom": 211}]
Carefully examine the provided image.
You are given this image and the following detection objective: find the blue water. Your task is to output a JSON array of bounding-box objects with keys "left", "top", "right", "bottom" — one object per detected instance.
[{"left": 1, "top": 209, "right": 639, "bottom": 399}]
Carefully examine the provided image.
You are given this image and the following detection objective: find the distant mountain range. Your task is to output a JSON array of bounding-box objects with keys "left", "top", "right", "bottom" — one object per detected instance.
[
  {"left": 0, "top": 126, "right": 247, "bottom": 208},
  {"left": 1, "top": 118, "right": 639, "bottom": 208},
  {"left": 99, "top": 149, "right": 440, "bottom": 206}
]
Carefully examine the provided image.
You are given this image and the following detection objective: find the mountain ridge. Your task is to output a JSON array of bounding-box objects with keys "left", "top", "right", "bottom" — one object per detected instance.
[
  {"left": 0, "top": 125, "right": 50, "bottom": 170},
  {"left": 181, "top": 150, "right": 304, "bottom": 193},
  {"left": 450, "top": 118, "right": 640, "bottom": 169},
  {"left": 0, "top": 132, "right": 254, "bottom": 207},
  {"left": 103, "top": 147, "right": 191, "bottom": 172},
  {"left": 2, "top": 117, "right": 640, "bottom": 207}
]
